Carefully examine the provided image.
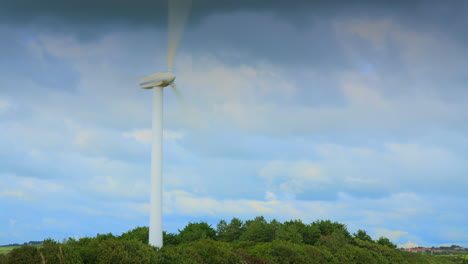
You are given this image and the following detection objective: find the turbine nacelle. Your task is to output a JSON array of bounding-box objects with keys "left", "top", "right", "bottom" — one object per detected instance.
[{"left": 139, "top": 71, "right": 176, "bottom": 89}]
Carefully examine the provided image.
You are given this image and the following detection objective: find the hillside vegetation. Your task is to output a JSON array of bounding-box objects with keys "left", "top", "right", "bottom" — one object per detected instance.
[{"left": 1, "top": 217, "right": 465, "bottom": 264}]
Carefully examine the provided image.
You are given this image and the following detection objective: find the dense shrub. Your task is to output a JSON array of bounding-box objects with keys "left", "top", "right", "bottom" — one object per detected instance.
[
  {"left": 3, "top": 217, "right": 461, "bottom": 264},
  {"left": 159, "top": 245, "right": 202, "bottom": 264},
  {"left": 6, "top": 246, "right": 41, "bottom": 264},
  {"left": 64, "top": 233, "right": 116, "bottom": 264},
  {"left": 95, "top": 238, "right": 158, "bottom": 264},
  {"left": 163, "top": 231, "right": 181, "bottom": 245},
  {"left": 303, "top": 245, "right": 336, "bottom": 264},
  {"left": 355, "top": 239, "right": 406, "bottom": 264},
  {"left": 120, "top": 226, "right": 149, "bottom": 244},
  {"left": 267, "top": 240, "right": 312, "bottom": 264},
  {"left": 40, "top": 239, "right": 82, "bottom": 264},
  {"left": 178, "top": 222, "right": 216, "bottom": 243},
  {"left": 0, "top": 254, "right": 7, "bottom": 264},
  {"left": 181, "top": 239, "right": 243, "bottom": 264}
]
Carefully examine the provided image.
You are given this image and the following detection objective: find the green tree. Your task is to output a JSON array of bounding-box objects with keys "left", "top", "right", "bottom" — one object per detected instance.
[
  {"left": 377, "top": 237, "right": 397, "bottom": 249},
  {"left": 120, "top": 226, "right": 149, "bottom": 244},
  {"left": 240, "top": 216, "right": 275, "bottom": 242},
  {"left": 354, "top": 229, "right": 374, "bottom": 243},
  {"left": 179, "top": 222, "right": 216, "bottom": 243},
  {"left": 312, "top": 220, "right": 351, "bottom": 237},
  {"left": 217, "top": 218, "right": 245, "bottom": 242},
  {"left": 95, "top": 233, "right": 116, "bottom": 242},
  {"left": 308, "top": 219, "right": 353, "bottom": 246},
  {"left": 269, "top": 219, "right": 281, "bottom": 238},
  {"left": 276, "top": 220, "right": 305, "bottom": 244},
  {"left": 225, "top": 218, "right": 244, "bottom": 242},
  {"left": 216, "top": 219, "right": 228, "bottom": 241},
  {"left": 163, "top": 231, "right": 181, "bottom": 245},
  {"left": 302, "top": 223, "right": 321, "bottom": 245}
]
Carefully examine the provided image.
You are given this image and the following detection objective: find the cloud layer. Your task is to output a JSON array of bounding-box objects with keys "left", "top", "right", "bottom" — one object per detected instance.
[{"left": 1, "top": 1, "right": 467, "bottom": 247}]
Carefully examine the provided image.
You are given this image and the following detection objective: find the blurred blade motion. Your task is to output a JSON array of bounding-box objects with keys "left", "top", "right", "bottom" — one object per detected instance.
[
  {"left": 171, "top": 83, "right": 185, "bottom": 105},
  {"left": 167, "top": 0, "right": 192, "bottom": 70}
]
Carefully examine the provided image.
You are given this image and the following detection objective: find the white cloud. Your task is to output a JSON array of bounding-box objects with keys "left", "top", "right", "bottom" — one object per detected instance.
[
  {"left": 334, "top": 17, "right": 436, "bottom": 63},
  {"left": 123, "top": 129, "right": 185, "bottom": 144},
  {"left": 264, "top": 191, "right": 277, "bottom": 201},
  {"left": 163, "top": 130, "right": 184, "bottom": 140},
  {"left": 309, "top": 142, "right": 468, "bottom": 196},
  {"left": 2, "top": 21, "right": 468, "bottom": 246},
  {"left": 123, "top": 129, "right": 152, "bottom": 144},
  {"left": 166, "top": 55, "right": 467, "bottom": 139},
  {"left": 0, "top": 175, "right": 64, "bottom": 201},
  {"left": 164, "top": 55, "right": 301, "bottom": 133},
  {"left": 0, "top": 191, "right": 26, "bottom": 199},
  {"left": 87, "top": 173, "right": 148, "bottom": 200},
  {"left": 157, "top": 189, "right": 454, "bottom": 244},
  {"left": 177, "top": 55, "right": 296, "bottom": 104},
  {"left": 374, "top": 229, "right": 409, "bottom": 241},
  {"left": 163, "top": 190, "right": 284, "bottom": 217},
  {"left": 42, "top": 217, "right": 57, "bottom": 224},
  {"left": 260, "top": 160, "right": 329, "bottom": 194},
  {"left": 340, "top": 74, "right": 391, "bottom": 111},
  {"left": 74, "top": 130, "right": 96, "bottom": 147},
  {"left": 384, "top": 143, "right": 455, "bottom": 168},
  {"left": 17, "top": 29, "right": 468, "bottom": 143},
  {"left": 339, "top": 18, "right": 394, "bottom": 50},
  {"left": 439, "top": 228, "right": 468, "bottom": 242},
  {"left": 251, "top": 142, "right": 468, "bottom": 202},
  {"left": 0, "top": 98, "right": 12, "bottom": 114},
  {"left": 399, "top": 241, "right": 419, "bottom": 249},
  {"left": 32, "top": 33, "right": 121, "bottom": 61},
  {"left": 65, "top": 126, "right": 150, "bottom": 160},
  {"left": 16, "top": 176, "right": 63, "bottom": 193}
]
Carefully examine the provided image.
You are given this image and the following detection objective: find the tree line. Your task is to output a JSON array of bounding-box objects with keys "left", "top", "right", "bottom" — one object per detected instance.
[{"left": 1, "top": 216, "right": 465, "bottom": 264}]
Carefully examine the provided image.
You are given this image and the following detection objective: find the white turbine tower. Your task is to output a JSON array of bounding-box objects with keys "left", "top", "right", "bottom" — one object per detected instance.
[{"left": 139, "top": 0, "right": 192, "bottom": 248}]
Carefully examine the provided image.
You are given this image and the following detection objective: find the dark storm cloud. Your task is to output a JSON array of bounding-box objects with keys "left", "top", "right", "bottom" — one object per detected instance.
[
  {"left": 3, "top": 0, "right": 468, "bottom": 43},
  {"left": 3, "top": 0, "right": 468, "bottom": 81},
  {"left": 0, "top": 0, "right": 422, "bottom": 29},
  {"left": 2, "top": 0, "right": 467, "bottom": 94}
]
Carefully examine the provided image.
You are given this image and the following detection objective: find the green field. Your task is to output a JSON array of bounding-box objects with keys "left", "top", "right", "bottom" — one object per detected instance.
[{"left": 0, "top": 246, "right": 20, "bottom": 255}]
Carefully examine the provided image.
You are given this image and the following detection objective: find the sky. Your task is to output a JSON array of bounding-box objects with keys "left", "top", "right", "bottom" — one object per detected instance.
[{"left": 1, "top": 0, "right": 467, "bottom": 248}]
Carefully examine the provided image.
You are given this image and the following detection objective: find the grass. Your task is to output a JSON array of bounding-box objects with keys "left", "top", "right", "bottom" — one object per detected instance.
[{"left": 0, "top": 246, "right": 20, "bottom": 254}]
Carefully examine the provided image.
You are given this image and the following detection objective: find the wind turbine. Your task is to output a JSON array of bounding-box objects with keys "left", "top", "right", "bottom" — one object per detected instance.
[{"left": 139, "top": 0, "right": 192, "bottom": 248}]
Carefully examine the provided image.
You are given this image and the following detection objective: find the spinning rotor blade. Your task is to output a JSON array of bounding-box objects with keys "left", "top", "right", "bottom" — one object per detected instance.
[
  {"left": 167, "top": 0, "right": 192, "bottom": 70},
  {"left": 170, "top": 83, "right": 185, "bottom": 105},
  {"left": 171, "top": 83, "right": 207, "bottom": 130}
]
